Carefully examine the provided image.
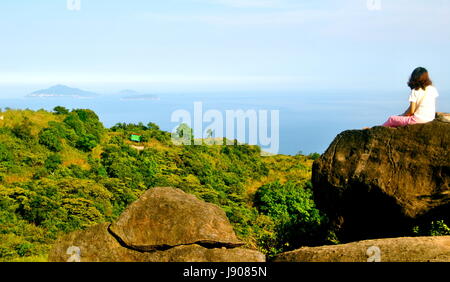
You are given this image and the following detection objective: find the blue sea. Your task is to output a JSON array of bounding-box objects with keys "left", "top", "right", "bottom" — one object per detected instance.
[{"left": 1, "top": 86, "right": 449, "bottom": 155}]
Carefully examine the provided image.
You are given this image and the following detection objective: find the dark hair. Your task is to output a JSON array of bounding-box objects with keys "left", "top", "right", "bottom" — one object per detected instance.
[{"left": 408, "top": 67, "right": 432, "bottom": 91}]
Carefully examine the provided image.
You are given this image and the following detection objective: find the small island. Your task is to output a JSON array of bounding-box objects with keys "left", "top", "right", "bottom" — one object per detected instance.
[
  {"left": 27, "top": 85, "right": 99, "bottom": 98},
  {"left": 117, "top": 90, "right": 159, "bottom": 101},
  {"left": 120, "top": 94, "right": 160, "bottom": 101}
]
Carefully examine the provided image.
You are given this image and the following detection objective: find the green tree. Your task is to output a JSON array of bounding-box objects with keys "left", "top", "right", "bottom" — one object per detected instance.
[
  {"left": 254, "top": 181, "right": 327, "bottom": 254},
  {"left": 0, "top": 143, "right": 12, "bottom": 162},
  {"left": 63, "top": 109, "right": 104, "bottom": 151},
  {"left": 39, "top": 128, "right": 63, "bottom": 152},
  {"left": 44, "top": 154, "right": 62, "bottom": 172},
  {"left": 11, "top": 117, "right": 34, "bottom": 141},
  {"left": 173, "top": 123, "right": 193, "bottom": 145},
  {"left": 76, "top": 134, "right": 98, "bottom": 152},
  {"left": 53, "top": 106, "right": 69, "bottom": 115},
  {"left": 308, "top": 152, "right": 321, "bottom": 160}
]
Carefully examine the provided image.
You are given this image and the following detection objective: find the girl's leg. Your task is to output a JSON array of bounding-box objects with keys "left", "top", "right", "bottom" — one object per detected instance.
[{"left": 382, "top": 115, "right": 418, "bottom": 128}]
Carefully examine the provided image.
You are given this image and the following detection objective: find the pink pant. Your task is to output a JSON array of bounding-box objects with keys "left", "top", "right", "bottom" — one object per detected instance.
[{"left": 382, "top": 115, "right": 420, "bottom": 128}]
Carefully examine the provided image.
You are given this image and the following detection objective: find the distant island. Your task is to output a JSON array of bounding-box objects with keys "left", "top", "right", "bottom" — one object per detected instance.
[
  {"left": 27, "top": 86, "right": 159, "bottom": 100},
  {"left": 120, "top": 94, "right": 160, "bottom": 101},
  {"left": 118, "top": 89, "right": 159, "bottom": 101},
  {"left": 27, "top": 85, "right": 99, "bottom": 98},
  {"left": 117, "top": 89, "right": 140, "bottom": 96}
]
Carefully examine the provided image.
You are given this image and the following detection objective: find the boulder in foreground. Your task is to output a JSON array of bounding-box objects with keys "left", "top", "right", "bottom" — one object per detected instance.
[
  {"left": 109, "top": 187, "right": 244, "bottom": 251},
  {"left": 312, "top": 120, "right": 450, "bottom": 241},
  {"left": 49, "top": 187, "right": 264, "bottom": 262},
  {"left": 273, "top": 236, "right": 450, "bottom": 262},
  {"left": 48, "top": 223, "right": 264, "bottom": 262}
]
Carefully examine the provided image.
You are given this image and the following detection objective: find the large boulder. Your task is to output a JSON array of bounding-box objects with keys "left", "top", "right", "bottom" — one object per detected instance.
[
  {"left": 48, "top": 223, "right": 264, "bottom": 262},
  {"left": 312, "top": 120, "right": 450, "bottom": 241},
  {"left": 48, "top": 223, "right": 150, "bottom": 262},
  {"left": 273, "top": 236, "right": 450, "bottom": 262},
  {"left": 144, "top": 245, "right": 265, "bottom": 262},
  {"left": 49, "top": 187, "right": 265, "bottom": 262},
  {"left": 109, "top": 187, "right": 244, "bottom": 251}
]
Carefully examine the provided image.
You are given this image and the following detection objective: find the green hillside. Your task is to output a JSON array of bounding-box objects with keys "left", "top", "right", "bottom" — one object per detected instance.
[{"left": 0, "top": 107, "right": 332, "bottom": 261}]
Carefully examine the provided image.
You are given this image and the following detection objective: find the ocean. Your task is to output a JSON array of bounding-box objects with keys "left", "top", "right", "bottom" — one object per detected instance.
[{"left": 1, "top": 87, "right": 448, "bottom": 155}]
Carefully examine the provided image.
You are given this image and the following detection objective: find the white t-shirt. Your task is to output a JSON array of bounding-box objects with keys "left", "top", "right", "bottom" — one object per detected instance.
[{"left": 408, "top": 85, "right": 439, "bottom": 122}]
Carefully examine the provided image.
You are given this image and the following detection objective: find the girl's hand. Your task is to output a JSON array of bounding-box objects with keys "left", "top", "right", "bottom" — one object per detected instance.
[{"left": 402, "top": 102, "right": 417, "bottom": 116}]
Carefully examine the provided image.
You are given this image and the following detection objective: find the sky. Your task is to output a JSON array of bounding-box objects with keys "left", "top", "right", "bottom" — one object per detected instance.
[{"left": 0, "top": 0, "right": 449, "bottom": 93}]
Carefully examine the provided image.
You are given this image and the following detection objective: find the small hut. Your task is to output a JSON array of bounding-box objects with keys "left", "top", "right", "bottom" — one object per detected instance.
[{"left": 130, "top": 133, "right": 142, "bottom": 142}]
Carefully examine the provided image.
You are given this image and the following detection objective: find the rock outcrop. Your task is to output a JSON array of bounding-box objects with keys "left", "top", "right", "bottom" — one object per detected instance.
[
  {"left": 436, "top": 112, "right": 450, "bottom": 123},
  {"left": 109, "top": 187, "right": 243, "bottom": 250},
  {"left": 49, "top": 187, "right": 265, "bottom": 262},
  {"left": 273, "top": 236, "right": 450, "bottom": 262},
  {"left": 312, "top": 120, "right": 450, "bottom": 241}
]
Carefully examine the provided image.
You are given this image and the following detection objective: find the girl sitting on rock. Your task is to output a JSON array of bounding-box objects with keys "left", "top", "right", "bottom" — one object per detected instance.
[{"left": 381, "top": 67, "right": 439, "bottom": 128}]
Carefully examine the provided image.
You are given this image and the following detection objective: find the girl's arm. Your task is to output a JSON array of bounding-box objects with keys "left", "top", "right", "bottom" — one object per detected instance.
[{"left": 402, "top": 102, "right": 417, "bottom": 116}]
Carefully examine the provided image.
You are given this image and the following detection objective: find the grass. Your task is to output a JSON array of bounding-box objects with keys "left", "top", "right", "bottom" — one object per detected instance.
[
  {"left": 1, "top": 109, "right": 62, "bottom": 136},
  {"left": 60, "top": 145, "right": 90, "bottom": 170}
]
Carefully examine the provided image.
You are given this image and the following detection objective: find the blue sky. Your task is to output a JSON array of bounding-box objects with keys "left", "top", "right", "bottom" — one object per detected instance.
[{"left": 0, "top": 0, "right": 449, "bottom": 93}]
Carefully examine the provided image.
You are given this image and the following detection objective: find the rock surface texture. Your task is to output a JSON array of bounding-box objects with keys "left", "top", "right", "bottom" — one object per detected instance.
[
  {"left": 49, "top": 187, "right": 265, "bottom": 262},
  {"left": 436, "top": 112, "right": 450, "bottom": 123},
  {"left": 273, "top": 236, "right": 450, "bottom": 262},
  {"left": 109, "top": 186, "right": 243, "bottom": 250},
  {"left": 312, "top": 120, "right": 450, "bottom": 241}
]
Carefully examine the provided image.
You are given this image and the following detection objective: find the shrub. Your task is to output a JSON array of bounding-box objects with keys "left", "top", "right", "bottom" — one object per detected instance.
[
  {"left": 64, "top": 109, "right": 104, "bottom": 151},
  {"left": 63, "top": 113, "right": 85, "bottom": 136},
  {"left": 39, "top": 128, "right": 63, "bottom": 152},
  {"left": 76, "top": 134, "right": 98, "bottom": 152},
  {"left": 430, "top": 220, "right": 450, "bottom": 236},
  {"left": 413, "top": 219, "right": 450, "bottom": 236},
  {"left": 11, "top": 117, "right": 34, "bottom": 141},
  {"left": 254, "top": 181, "right": 327, "bottom": 254},
  {"left": 53, "top": 106, "right": 69, "bottom": 115},
  {"left": 0, "top": 143, "right": 12, "bottom": 162},
  {"left": 72, "top": 109, "right": 104, "bottom": 141},
  {"left": 172, "top": 123, "right": 193, "bottom": 144},
  {"left": 308, "top": 152, "right": 321, "bottom": 160},
  {"left": 44, "top": 154, "right": 62, "bottom": 172},
  {"left": 0, "top": 108, "right": 326, "bottom": 261}
]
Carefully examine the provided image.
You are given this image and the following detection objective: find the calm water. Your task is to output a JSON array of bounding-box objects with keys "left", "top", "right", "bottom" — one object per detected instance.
[{"left": 1, "top": 88, "right": 448, "bottom": 155}]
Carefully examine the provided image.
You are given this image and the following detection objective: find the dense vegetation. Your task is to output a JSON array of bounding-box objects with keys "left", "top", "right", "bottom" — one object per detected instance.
[
  {"left": 0, "top": 107, "right": 332, "bottom": 261},
  {"left": 1, "top": 107, "right": 446, "bottom": 262}
]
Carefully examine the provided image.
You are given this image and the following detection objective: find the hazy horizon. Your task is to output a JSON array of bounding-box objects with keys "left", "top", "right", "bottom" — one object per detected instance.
[
  {"left": 1, "top": 0, "right": 449, "bottom": 154},
  {"left": 1, "top": 86, "right": 449, "bottom": 155},
  {"left": 1, "top": 0, "right": 449, "bottom": 93}
]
